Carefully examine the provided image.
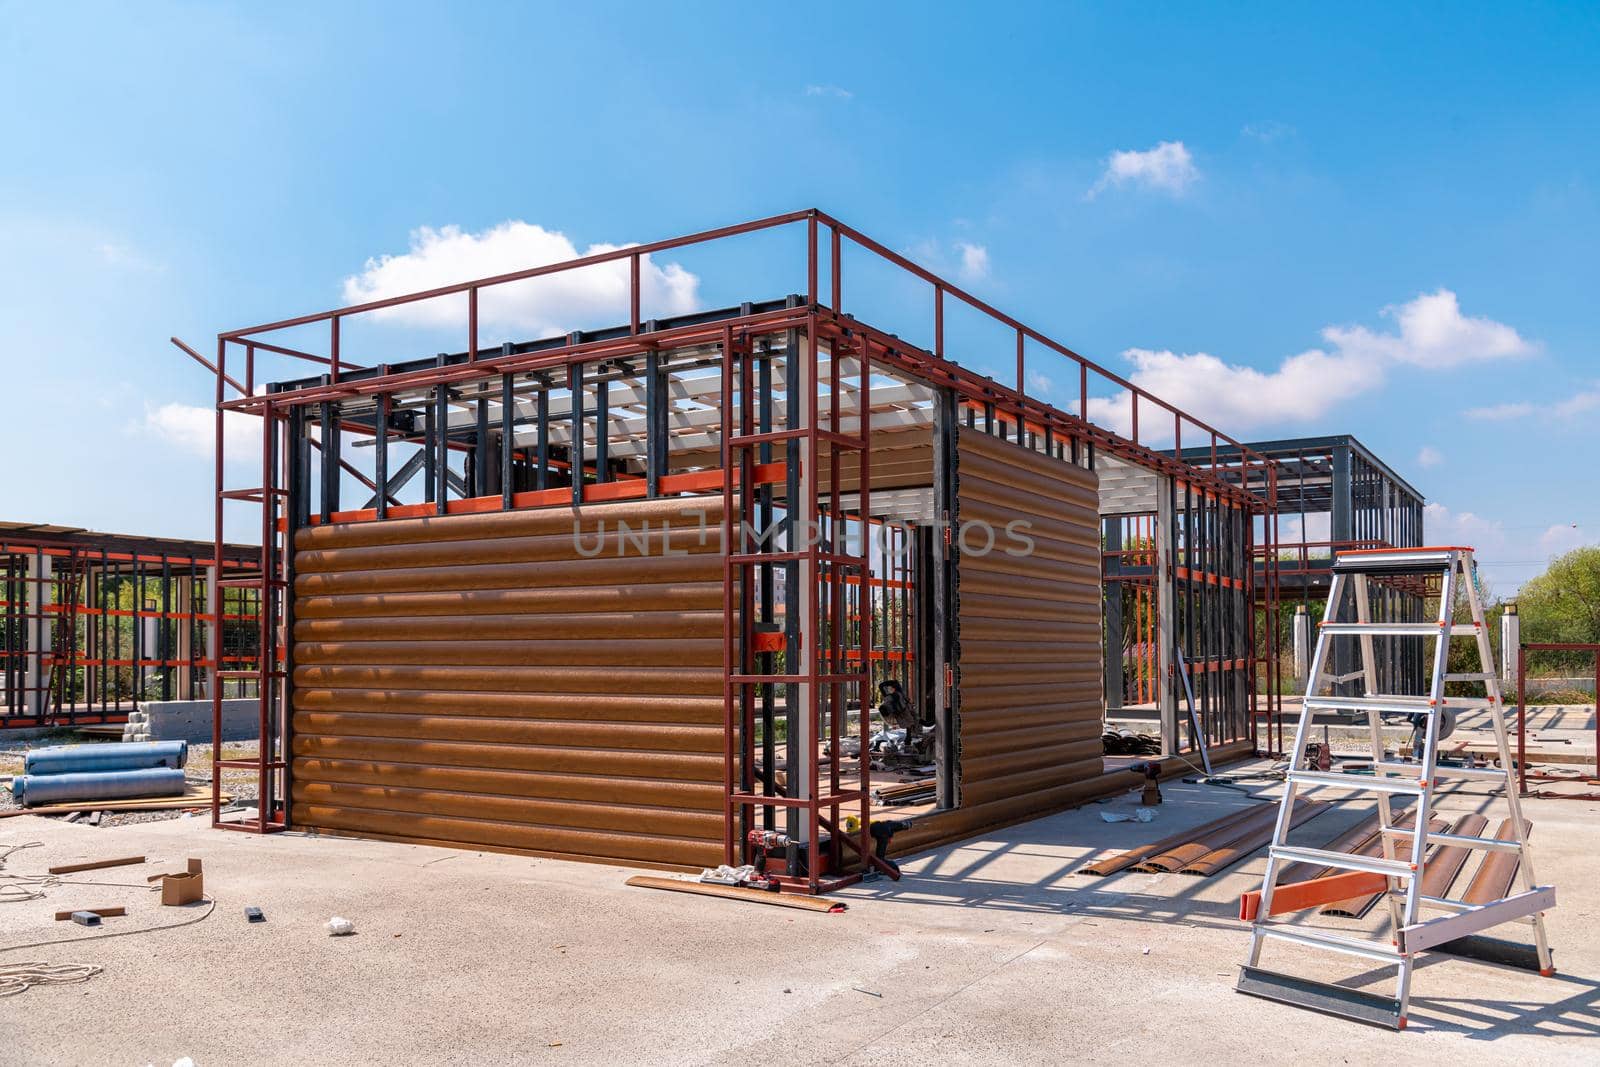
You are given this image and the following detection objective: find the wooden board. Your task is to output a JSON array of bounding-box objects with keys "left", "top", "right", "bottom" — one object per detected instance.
[
  {"left": 48, "top": 855, "right": 144, "bottom": 875},
  {"left": 0, "top": 788, "right": 226, "bottom": 819},
  {"left": 624, "top": 875, "right": 846, "bottom": 913}
]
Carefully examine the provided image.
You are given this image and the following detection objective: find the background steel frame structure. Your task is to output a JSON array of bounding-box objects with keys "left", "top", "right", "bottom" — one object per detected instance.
[
  {"left": 1, "top": 524, "right": 260, "bottom": 728},
  {"left": 1178, "top": 434, "right": 1427, "bottom": 754},
  {"left": 186, "top": 209, "right": 1285, "bottom": 882}
]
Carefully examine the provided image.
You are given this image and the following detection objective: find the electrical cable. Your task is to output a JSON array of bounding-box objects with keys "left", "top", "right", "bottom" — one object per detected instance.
[
  {"left": 0, "top": 896, "right": 216, "bottom": 955},
  {"left": 0, "top": 840, "right": 218, "bottom": 996}
]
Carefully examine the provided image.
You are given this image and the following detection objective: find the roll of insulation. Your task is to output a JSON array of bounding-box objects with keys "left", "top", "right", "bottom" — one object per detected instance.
[
  {"left": 11, "top": 766, "right": 189, "bottom": 807},
  {"left": 23, "top": 740, "right": 188, "bottom": 776}
]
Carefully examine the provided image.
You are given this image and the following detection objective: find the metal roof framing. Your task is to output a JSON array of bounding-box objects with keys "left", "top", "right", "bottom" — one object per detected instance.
[{"left": 200, "top": 209, "right": 1282, "bottom": 513}]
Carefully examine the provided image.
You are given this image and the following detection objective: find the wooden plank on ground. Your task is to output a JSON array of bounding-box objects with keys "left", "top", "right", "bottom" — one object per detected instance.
[
  {"left": 625, "top": 875, "right": 846, "bottom": 913},
  {"left": 47, "top": 855, "right": 145, "bottom": 875},
  {"left": 54, "top": 906, "right": 126, "bottom": 921},
  {"left": 0, "top": 789, "right": 227, "bottom": 819}
]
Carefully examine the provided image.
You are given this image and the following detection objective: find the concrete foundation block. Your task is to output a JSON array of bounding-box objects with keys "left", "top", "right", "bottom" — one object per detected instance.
[{"left": 131, "top": 699, "right": 261, "bottom": 743}]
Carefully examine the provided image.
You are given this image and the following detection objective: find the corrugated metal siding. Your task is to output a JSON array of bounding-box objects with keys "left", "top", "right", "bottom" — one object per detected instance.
[
  {"left": 881, "top": 428, "right": 1107, "bottom": 858},
  {"left": 952, "top": 429, "right": 1104, "bottom": 810},
  {"left": 289, "top": 498, "right": 725, "bottom": 869}
]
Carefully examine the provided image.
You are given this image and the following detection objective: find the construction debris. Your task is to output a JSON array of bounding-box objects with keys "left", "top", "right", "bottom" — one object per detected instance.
[
  {"left": 0, "top": 787, "right": 228, "bottom": 820},
  {"left": 53, "top": 906, "right": 125, "bottom": 921},
  {"left": 625, "top": 875, "right": 846, "bottom": 913},
  {"left": 160, "top": 860, "right": 205, "bottom": 906}
]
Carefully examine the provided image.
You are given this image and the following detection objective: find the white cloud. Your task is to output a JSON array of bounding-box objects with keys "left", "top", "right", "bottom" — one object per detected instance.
[
  {"left": 908, "top": 237, "right": 994, "bottom": 287},
  {"left": 1026, "top": 369, "right": 1054, "bottom": 396},
  {"left": 1093, "top": 345, "right": 1382, "bottom": 435},
  {"left": 1323, "top": 289, "right": 1533, "bottom": 369},
  {"left": 1417, "top": 445, "right": 1443, "bottom": 468},
  {"left": 1425, "top": 503, "right": 1508, "bottom": 557},
  {"left": 1464, "top": 382, "right": 1598, "bottom": 421},
  {"left": 1090, "top": 140, "right": 1199, "bottom": 198},
  {"left": 1423, "top": 505, "right": 1598, "bottom": 594},
  {"left": 1465, "top": 401, "right": 1536, "bottom": 420},
  {"left": 955, "top": 242, "right": 990, "bottom": 282},
  {"left": 804, "top": 84, "right": 852, "bottom": 99},
  {"left": 342, "top": 221, "right": 700, "bottom": 337},
  {"left": 1539, "top": 523, "right": 1588, "bottom": 556},
  {"left": 1086, "top": 289, "right": 1532, "bottom": 435},
  {"left": 142, "top": 402, "right": 258, "bottom": 458},
  {"left": 1555, "top": 385, "right": 1600, "bottom": 417}
]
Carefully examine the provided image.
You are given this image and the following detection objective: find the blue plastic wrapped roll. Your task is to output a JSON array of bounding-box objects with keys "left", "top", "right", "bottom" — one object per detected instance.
[
  {"left": 11, "top": 766, "right": 188, "bottom": 807},
  {"left": 23, "top": 740, "right": 188, "bottom": 776}
]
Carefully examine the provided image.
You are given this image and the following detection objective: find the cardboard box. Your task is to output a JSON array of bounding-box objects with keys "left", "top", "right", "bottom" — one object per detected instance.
[{"left": 161, "top": 869, "right": 204, "bottom": 906}]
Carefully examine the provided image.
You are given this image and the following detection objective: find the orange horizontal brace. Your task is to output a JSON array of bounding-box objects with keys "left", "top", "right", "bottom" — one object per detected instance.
[
  {"left": 1239, "top": 870, "right": 1389, "bottom": 921},
  {"left": 0, "top": 542, "right": 252, "bottom": 569},
  {"left": 302, "top": 463, "right": 788, "bottom": 529},
  {"left": 1173, "top": 565, "right": 1243, "bottom": 590}
]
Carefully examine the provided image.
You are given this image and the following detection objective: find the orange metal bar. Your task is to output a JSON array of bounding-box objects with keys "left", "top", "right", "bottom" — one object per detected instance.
[{"left": 1239, "top": 870, "right": 1388, "bottom": 921}]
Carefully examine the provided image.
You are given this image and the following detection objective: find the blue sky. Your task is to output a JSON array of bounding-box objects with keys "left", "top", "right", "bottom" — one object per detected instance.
[{"left": 2, "top": 1, "right": 1595, "bottom": 592}]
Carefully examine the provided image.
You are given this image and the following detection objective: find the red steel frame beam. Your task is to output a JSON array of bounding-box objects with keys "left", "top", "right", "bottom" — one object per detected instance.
[{"left": 1, "top": 533, "right": 258, "bottom": 730}]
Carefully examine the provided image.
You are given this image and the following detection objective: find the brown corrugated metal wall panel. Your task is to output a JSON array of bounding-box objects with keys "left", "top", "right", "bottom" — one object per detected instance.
[
  {"left": 293, "top": 689, "right": 721, "bottom": 724},
  {"left": 294, "top": 495, "right": 709, "bottom": 550},
  {"left": 293, "top": 758, "right": 721, "bottom": 809},
  {"left": 954, "top": 429, "right": 1103, "bottom": 821},
  {"left": 290, "top": 499, "right": 727, "bottom": 869},
  {"left": 294, "top": 664, "right": 718, "bottom": 695},
  {"left": 293, "top": 805, "right": 722, "bottom": 868},
  {"left": 297, "top": 584, "right": 722, "bottom": 620}
]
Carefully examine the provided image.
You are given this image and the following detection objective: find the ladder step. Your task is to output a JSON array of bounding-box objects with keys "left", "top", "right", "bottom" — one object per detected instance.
[
  {"left": 1236, "top": 966, "right": 1404, "bottom": 1030},
  {"left": 1415, "top": 893, "right": 1538, "bottom": 918},
  {"left": 1286, "top": 769, "right": 1424, "bottom": 795},
  {"left": 1372, "top": 760, "right": 1506, "bottom": 782},
  {"left": 1255, "top": 924, "right": 1403, "bottom": 964},
  {"left": 1317, "top": 622, "right": 1478, "bottom": 636},
  {"left": 1270, "top": 845, "right": 1416, "bottom": 878},
  {"left": 1304, "top": 695, "right": 1431, "bottom": 712},
  {"left": 1379, "top": 827, "right": 1525, "bottom": 853},
  {"left": 1331, "top": 548, "right": 1456, "bottom": 576},
  {"left": 1445, "top": 672, "right": 1498, "bottom": 682},
  {"left": 1396, "top": 887, "right": 1556, "bottom": 955}
]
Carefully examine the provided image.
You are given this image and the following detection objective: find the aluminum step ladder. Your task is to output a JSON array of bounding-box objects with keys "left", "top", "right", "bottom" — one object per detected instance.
[{"left": 1238, "top": 546, "right": 1555, "bottom": 1030}]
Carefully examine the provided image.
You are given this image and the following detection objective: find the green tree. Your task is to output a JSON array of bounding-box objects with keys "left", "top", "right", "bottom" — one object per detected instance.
[
  {"left": 1518, "top": 546, "right": 1600, "bottom": 643},
  {"left": 1514, "top": 545, "right": 1600, "bottom": 675}
]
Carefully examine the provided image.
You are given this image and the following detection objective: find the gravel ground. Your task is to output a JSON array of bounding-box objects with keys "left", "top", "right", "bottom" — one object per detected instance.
[{"left": 0, "top": 733, "right": 260, "bottom": 827}]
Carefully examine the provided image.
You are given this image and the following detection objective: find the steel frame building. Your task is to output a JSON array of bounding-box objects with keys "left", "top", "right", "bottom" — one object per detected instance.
[
  {"left": 1, "top": 523, "right": 261, "bottom": 728},
  {"left": 185, "top": 209, "right": 1285, "bottom": 892},
  {"left": 1180, "top": 435, "right": 1427, "bottom": 751}
]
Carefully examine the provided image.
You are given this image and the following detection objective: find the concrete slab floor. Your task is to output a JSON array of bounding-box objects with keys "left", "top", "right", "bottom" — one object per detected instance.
[{"left": 1, "top": 762, "right": 1596, "bottom": 1065}]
